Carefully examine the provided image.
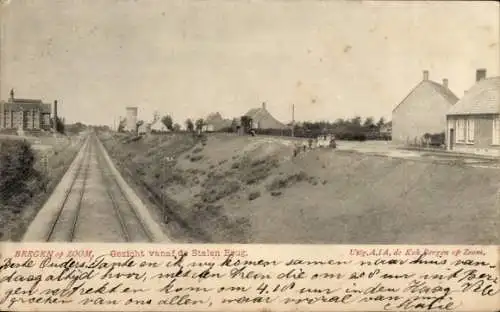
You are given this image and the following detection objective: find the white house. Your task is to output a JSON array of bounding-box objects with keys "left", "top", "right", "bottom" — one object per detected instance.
[
  {"left": 150, "top": 119, "right": 170, "bottom": 133},
  {"left": 392, "top": 70, "right": 459, "bottom": 145}
]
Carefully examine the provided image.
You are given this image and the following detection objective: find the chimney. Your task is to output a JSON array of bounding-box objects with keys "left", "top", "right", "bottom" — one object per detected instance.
[
  {"left": 262, "top": 102, "right": 266, "bottom": 110},
  {"left": 53, "top": 100, "right": 58, "bottom": 127},
  {"left": 476, "top": 69, "right": 487, "bottom": 82},
  {"left": 442, "top": 78, "right": 448, "bottom": 88},
  {"left": 423, "top": 70, "right": 429, "bottom": 81}
]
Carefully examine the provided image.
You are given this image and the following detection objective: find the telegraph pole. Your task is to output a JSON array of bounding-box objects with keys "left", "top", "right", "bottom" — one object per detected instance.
[{"left": 291, "top": 104, "right": 295, "bottom": 137}]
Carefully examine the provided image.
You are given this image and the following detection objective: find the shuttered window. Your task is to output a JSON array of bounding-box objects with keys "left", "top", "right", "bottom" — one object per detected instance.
[
  {"left": 456, "top": 119, "right": 466, "bottom": 142},
  {"left": 466, "top": 119, "right": 475, "bottom": 143},
  {"left": 493, "top": 118, "right": 500, "bottom": 145}
]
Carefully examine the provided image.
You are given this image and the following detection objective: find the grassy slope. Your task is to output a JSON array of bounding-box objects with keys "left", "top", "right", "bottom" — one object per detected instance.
[
  {"left": 0, "top": 135, "right": 84, "bottom": 241},
  {"left": 100, "top": 132, "right": 499, "bottom": 244}
]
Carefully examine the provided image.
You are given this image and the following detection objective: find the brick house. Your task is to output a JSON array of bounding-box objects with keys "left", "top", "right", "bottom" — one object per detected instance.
[
  {"left": 446, "top": 69, "right": 500, "bottom": 156},
  {"left": 0, "top": 90, "right": 52, "bottom": 131},
  {"left": 392, "top": 70, "right": 459, "bottom": 145}
]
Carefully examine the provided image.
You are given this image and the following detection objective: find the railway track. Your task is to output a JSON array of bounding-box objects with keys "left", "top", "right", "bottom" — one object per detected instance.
[
  {"left": 45, "top": 139, "right": 92, "bottom": 242},
  {"left": 94, "top": 136, "right": 153, "bottom": 242},
  {"left": 44, "top": 134, "right": 153, "bottom": 242}
]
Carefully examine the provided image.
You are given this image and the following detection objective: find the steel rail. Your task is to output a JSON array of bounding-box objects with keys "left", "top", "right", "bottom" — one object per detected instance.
[{"left": 45, "top": 138, "right": 91, "bottom": 241}]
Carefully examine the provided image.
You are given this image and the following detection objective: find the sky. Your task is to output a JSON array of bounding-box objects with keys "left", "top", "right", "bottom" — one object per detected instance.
[{"left": 0, "top": 0, "right": 498, "bottom": 126}]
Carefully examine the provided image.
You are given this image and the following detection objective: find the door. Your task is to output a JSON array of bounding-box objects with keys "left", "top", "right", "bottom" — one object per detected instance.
[{"left": 449, "top": 129, "right": 455, "bottom": 150}]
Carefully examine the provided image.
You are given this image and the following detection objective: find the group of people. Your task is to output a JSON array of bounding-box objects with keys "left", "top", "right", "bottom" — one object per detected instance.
[{"left": 293, "top": 135, "right": 337, "bottom": 157}]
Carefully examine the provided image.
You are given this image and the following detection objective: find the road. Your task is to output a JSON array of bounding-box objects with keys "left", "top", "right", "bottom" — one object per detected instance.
[
  {"left": 22, "top": 133, "right": 169, "bottom": 242},
  {"left": 245, "top": 134, "right": 500, "bottom": 167}
]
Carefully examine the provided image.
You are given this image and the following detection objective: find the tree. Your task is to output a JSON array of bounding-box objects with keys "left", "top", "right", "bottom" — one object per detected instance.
[
  {"left": 117, "top": 117, "right": 126, "bottom": 132},
  {"left": 0, "top": 139, "right": 39, "bottom": 202},
  {"left": 173, "top": 123, "right": 181, "bottom": 132},
  {"left": 195, "top": 118, "right": 204, "bottom": 132},
  {"left": 161, "top": 115, "right": 173, "bottom": 131},
  {"left": 136, "top": 120, "right": 144, "bottom": 133},
  {"left": 51, "top": 116, "right": 65, "bottom": 134},
  {"left": 65, "top": 122, "right": 87, "bottom": 135},
  {"left": 363, "top": 117, "right": 375, "bottom": 128},
  {"left": 376, "top": 117, "right": 386, "bottom": 129},
  {"left": 185, "top": 119, "right": 194, "bottom": 132},
  {"left": 240, "top": 115, "right": 253, "bottom": 133},
  {"left": 351, "top": 116, "right": 362, "bottom": 127},
  {"left": 230, "top": 118, "right": 239, "bottom": 132}
]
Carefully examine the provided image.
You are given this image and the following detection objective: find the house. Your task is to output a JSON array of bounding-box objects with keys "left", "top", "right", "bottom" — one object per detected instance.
[
  {"left": 392, "top": 70, "right": 459, "bottom": 144},
  {"left": 446, "top": 69, "right": 500, "bottom": 156},
  {"left": 138, "top": 122, "right": 151, "bottom": 135},
  {"left": 244, "top": 102, "right": 287, "bottom": 130},
  {"left": 0, "top": 89, "right": 52, "bottom": 131},
  {"left": 203, "top": 112, "right": 232, "bottom": 132},
  {"left": 150, "top": 119, "right": 169, "bottom": 133}
]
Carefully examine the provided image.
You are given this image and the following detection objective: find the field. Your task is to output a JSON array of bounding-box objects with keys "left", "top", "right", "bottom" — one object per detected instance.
[
  {"left": 99, "top": 132, "right": 499, "bottom": 244},
  {"left": 0, "top": 133, "right": 85, "bottom": 241}
]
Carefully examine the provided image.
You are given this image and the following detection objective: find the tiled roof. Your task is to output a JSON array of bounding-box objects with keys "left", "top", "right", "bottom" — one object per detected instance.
[
  {"left": 150, "top": 119, "right": 169, "bottom": 131},
  {"left": 428, "top": 81, "right": 459, "bottom": 104},
  {"left": 12, "top": 98, "right": 43, "bottom": 104},
  {"left": 245, "top": 108, "right": 260, "bottom": 118},
  {"left": 447, "top": 77, "right": 500, "bottom": 115},
  {"left": 4, "top": 102, "right": 51, "bottom": 113},
  {"left": 393, "top": 80, "right": 459, "bottom": 113},
  {"left": 244, "top": 107, "right": 287, "bottom": 129}
]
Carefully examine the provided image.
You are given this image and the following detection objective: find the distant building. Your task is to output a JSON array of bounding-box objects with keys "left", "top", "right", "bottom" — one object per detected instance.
[
  {"left": 244, "top": 102, "right": 287, "bottom": 130},
  {"left": 204, "top": 112, "right": 231, "bottom": 132},
  {"left": 150, "top": 119, "right": 170, "bottom": 133},
  {"left": 125, "top": 107, "right": 138, "bottom": 132},
  {"left": 446, "top": 69, "right": 500, "bottom": 156},
  {"left": 0, "top": 89, "right": 52, "bottom": 131},
  {"left": 138, "top": 122, "right": 151, "bottom": 135},
  {"left": 392, "top": 71, "right": 459, "bottom": 144}
]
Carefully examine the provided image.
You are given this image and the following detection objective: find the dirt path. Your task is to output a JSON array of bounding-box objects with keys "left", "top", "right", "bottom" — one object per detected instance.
[{"left": 22, "top": 133, "right": 170, "bottom": 242}]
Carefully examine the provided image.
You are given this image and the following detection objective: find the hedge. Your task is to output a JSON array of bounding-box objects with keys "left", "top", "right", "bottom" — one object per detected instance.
[{"left": 0, "top": 139, "right": 42, "bottom": 205}]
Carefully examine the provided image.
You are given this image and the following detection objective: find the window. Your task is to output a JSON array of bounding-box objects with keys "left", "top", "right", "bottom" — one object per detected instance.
[
  {"left": 493, "top": 118, "right": 500, "bottom": 145},
  {"left": 467, "top": 119, "right": 475, "bottom": 143},
  {"left": 456, "top": 119, "right": 466, "bottom": 143}
]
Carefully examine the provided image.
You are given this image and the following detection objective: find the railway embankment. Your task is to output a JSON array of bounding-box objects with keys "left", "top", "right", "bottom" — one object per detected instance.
[
  {"left": 99, "top": 131, "right": 499, "bottom": 245},
  {"left": 0, "top": 134, "right": 85, "bottom": 241}
]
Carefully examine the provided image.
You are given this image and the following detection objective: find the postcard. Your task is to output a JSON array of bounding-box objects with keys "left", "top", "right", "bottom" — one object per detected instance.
[{"left": 0, "top": 0, "right": 498, "bottom": 311}]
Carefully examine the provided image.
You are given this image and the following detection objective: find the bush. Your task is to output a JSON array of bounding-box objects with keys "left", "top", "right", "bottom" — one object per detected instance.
[
  {"left": 161, "top": 169, "right": 186, "bottom": 185},
  {"left": 267, "top": 171, "right": 308, "bottom": 192},
  {"left": 236, "top": 157, "right": 279, "bottom": 185},
  {"left": 201, "top": 180, "right": 241, "bottom": 203},
  {"left": 0, "top": 140, "right": 42, "bottom": 205},
  {"left": 218, "top": 159, "right": 227, "bottom": 165},
  {"left": 190, "top": 155, "right": 203, "bottom": 162},
  {"left": 248, "top": 191, "right": 261, "bottom": 201},
  {"left": 122, "top": 135, "right": 142, "bottom": 144},
  {"left": 430, "top": 132, "right": 445, "bottom": 146}
]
